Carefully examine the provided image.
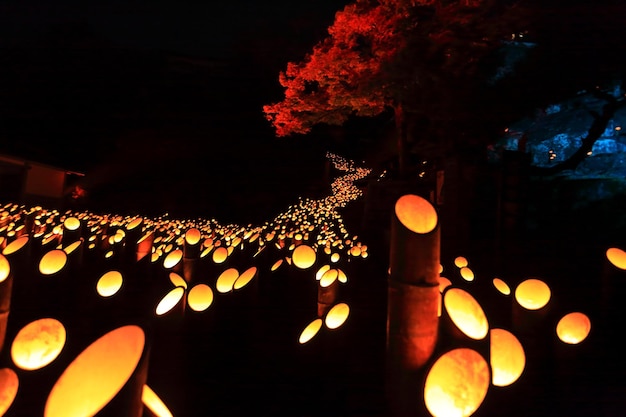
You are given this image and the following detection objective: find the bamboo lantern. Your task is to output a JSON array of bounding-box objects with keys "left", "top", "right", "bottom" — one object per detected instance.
[
  {"left": 187, "top": 283, "right": 214, "bottom": 312},
  {"left": 606, "top": 247, "right": 626, "bottom": 270},
  {"left": 423, "top": 348, "right": 490, "bottom": 417},
  {"left": 489, "top": 328, "right": 525, "bottom": 387},
  {"left": 233, "top": 266, "right": 257, "bottom": 290},
  {"left": 62, "top": 216, "right": 82, "bottom": 245},
  {"left": 44, "top": 324, "right": 150, "bottom": 417},
  {"left": 514, "top": 278, "right": 551, "bottom": 311},
  {"left": 97, "top": 271, "right": 124, "bottom": 298},
  {"left": 155, "top": 287, "right": 186, "bottom": 317},
  {"left": 142, "top": 384, "right": 173, "bottom": 417},
  {"left": 442, "top": 287, "right": 489, "bottom": 341},
  {"left": 11, "top": 318, "right": 66, "bottom": 371},
  {"left": 0, "top": 254, "right": 12, "bottom": 352},
  {"left": 299, "top": 318, "right": 323, "bottom": 344},
  {"left": 162, "top": 249, "right": 183, "bottom": 274},
  {"left": 556, "top": 312, "right": 591, "bottom": 345},
  {"left": 292, "top": 244, "right": 316, "bottom": 269},
  {"left": 0, "top": 368, "right": 18, "bottom": 415},
  {"left": 324, "top": 302, "right": 350, "bottom": 329},
  {"left": 183, "top": 228, "right": 202, "bottom": 283}
]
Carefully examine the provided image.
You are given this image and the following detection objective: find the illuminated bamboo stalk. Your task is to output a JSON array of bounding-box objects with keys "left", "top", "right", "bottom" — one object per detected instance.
[{"left": 386, "top": 194, "right": 441, "bottom": 416}]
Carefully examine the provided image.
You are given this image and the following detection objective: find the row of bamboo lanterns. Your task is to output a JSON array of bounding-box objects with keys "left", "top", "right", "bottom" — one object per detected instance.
[
  {"left": 386, "top": 193, "right": 602, "bottom": 417},
  {"left": 0, "top": 152, "right": 373, "bottom": 416}
]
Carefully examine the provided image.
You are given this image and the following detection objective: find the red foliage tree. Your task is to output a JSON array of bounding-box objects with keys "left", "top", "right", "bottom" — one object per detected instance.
[{"left": 264, "top": 0, "right": 526, "bottom": 175}]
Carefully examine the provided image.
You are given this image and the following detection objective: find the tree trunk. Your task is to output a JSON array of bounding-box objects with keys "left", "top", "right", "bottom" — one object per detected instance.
[{"left": 394, "top": 103, "right": 408, "bottom": 178}]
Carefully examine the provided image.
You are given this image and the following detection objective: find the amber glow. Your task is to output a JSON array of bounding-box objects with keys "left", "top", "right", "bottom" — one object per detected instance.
[
  {"left": 0, "top": 254, "right": 9, "bottom": 283},
  {"left": 44, "top": 325, "right": 145, "bottom": 417},
  {"left": 316, "top": 264, "right": 331, "bottom": 280},
  {"left": 459, "top": 267, "right": 474, "bottom": 282},
  {"left": 169, "top": 272, "right": 188, "bottom": 289},
  {"left": 394, "top": 194, "right": 437, "bottom": 234},
  {"left": 156, "top": 287, "right": 185, "bottom": 316},
  {"left": 439, "top": 277, "right": 452, "bottom": 292},
  {"left": 320, "top": 268, "right": 338, "bottom": 288},
  {"left": 212, "top": 247, "right": 229, "bottom": 264},
  {"left": 0, "top": 368, "right": 18, "bottom": 415},
  {"left": 515, "top": 278, "right": 551, "bottom": 310},
  {"left": 454, "top": 256, "right": 468, "bottom": 268},
  {"left": 63, "top": 216, "right": 81, "bottom": 231},
  {"left": 234, "top": 266, "right": 257, "bottom": 290},
  {"left": 39, "top": 249, "right": 68, "bottom": 275},
  {"left": 96, "top": 271, "right": 123, "bottom": 297},
  {"left": 271, "top": 259, "right": 283, "bottom": 271},
  {"left": 11, "top": 318, "right": 66, "bottom": 371},
  {"left": 216, "top": 268, "right": 240, "bottom": 293},
  {"left": 556, "top": 312, "right": 591, "bottom": 344},
  {"left": 163, "top": 249, "right": 183, "bottom": 269},
  {"left": 444, "top": 288, "right": 489, "bottom": 340},
  {"left": 299, "top": 318, "right": 323, "bottom": 344},
  {"left": 142, "top": 384, "right": 173, "bottom": 417},
  {"left": 292, "top": 244, "right": 316, "bottom": 269},
  {"left": 492, "top": 278, "right": 511, "bottom": 295},
  {"left": 187, "top": 283, "right": 214, "bottom": 312},
  {"left": 3, "top": 236, "right": 29, "bottom": 256},
  {"left": 185, "top": 228, "right": 202, "bottom": 245},
  {"left": 325, "top": 303, "right": 349, "bottom": 329},
  {"left": 490, "top": 328, "right": 525, "bottom": 387},
  {"left": 606, "top": 247, "right": 626, "bottom": 270},
  {"left": 63, "top": 239, "right": 82, "bottom": 254},
  {"left": 424, "top": 348, "right": 490, "bottom": 417}
]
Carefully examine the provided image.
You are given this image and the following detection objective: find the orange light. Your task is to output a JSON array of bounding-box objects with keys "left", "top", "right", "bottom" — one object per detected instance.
[
  {"left": 320, "top": 269, "right": 338, "bottom": 288},
  {"left": 142, "top": 384, "right": 173, "bottom": 417},
  {"left": 515, "top": 278, "right": 551, "bottom": 310},
  {"left": 162, "top": 249, "right": 183, "bottom": 269},
  {"left": 325, "top": 303, "right": 349, "bottom": 329},
  {"left": 216, "top": 268, "right": 239, "bottom": 293},
  {"left": 459, "top": 267, "right": 474, "bottom": 282},
  {"left": 556, "top": 312, "right": 591, "bottom": 344},
  {"left": 156, "top": 287, "right": 185, "bottom": 316},
  {"left": 454, "top": 256, "right": 468, "bottom": 268},
  {"left": 187, "top": 284, "right": 214, "bottom": 312},
  {"left": 490, "top": 328, "right": 525, "bottom": 387},
  {"left": 185, "top": 228, "right": 201, "bottom": 245},
  {"left": 299, "top": 318, "right": 323, "bottom": 344},
  {"left": 0, "top": 254, "right": 9, "bottom": 283},
  {"left": 444, "top": 288, "right": 489, "bottom": 340},
  {"left": 212, "top": 247, "right": 229, "bottom": 264},
  {"left": 234, "top": 266, "right": 257, "bottom": 290},
  {"left": 0, "top": 368, "right": 18, "bottom": 415},
  {"left": 2, "top": 236, "right": 29, "bottom": 256},
  {"left": 39, "top": 249, "right": 68, "bottom": 275},
  {"left": 439, "top": 277, "right": 452, "bottom": 292},
  {"left": 492, "top": 278, "right": 511, "bottom": 295},
  {"left": 394, "top": 194, "right": 437, "bottom": 234},
  {"left": 96, "top": 271, "right": 124, "bottom": 297},
  {"left": 424, "top": 348, "right": 489, "bottom": 417},
  {"left": 44, "top": 325, "right": 145, "bottom": 417},
  {"left": 11, "top": 318, "right": 66, "bottom": 371},
  {"left": 169, "top": 272, "right": 187, "bottom": 289},
  {"left": 63, "top": 216, "right": 81, "bottom": 231},
  {"left": 292, "top": 244, "right": 316, "bottom": 269},
  {"left": 606, "top": 247, "right": 626, "bottom": 270}
]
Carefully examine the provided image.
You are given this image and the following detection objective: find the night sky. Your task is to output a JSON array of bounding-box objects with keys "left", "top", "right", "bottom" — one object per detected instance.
[{"left": 0, "top": 0, "right": 354, "bottom": 222}]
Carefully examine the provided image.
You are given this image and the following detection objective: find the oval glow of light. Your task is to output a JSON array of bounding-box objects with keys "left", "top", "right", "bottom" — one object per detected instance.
[
  {"left": 185, "top": 228, "right": 201, "bottom": 245},
  {"left": 97, "top": 271, "right": 124, "bottom": 297},
  {"left": 316, "top": 264, "right": 331, "bottom": 280},
  {"left": 216, "top": 268, "right": 239, "bottom": 293},
  {"left": 320, "top": 269, "right": 338, "bottom": 288},
  {"left": 454, "top": 256, "right": 468, "bottom": 268},
  {"left": 63, "top": 240, "right": 82, "bottom": 255},
  {"left": 0, "top": 254, "right": 10, "bottom": 283},
  {"left": 155, "top": 287, "right": 185, "bottom": 316},
  {"left": 162, "top": 249, "right": 182, "bottom": 269},
  {"left": 337, "top": 268, "right": 347, "bottom": 283},
  {"left": 63, "top": 216, "right": 81, "bottom": 231},
  {"left": 424, "top": 348, "right": 489, "bottom": 417},
  {"left": 187, "top": 284, "right": 214, "bottom": 312},
  {"left": 556, "top": 312, "right": 591, "bottom": 344},
  {"left": 11, "top": 318, "right": 66, "bottom": 371},
  {"left": 2, "top": 236, "right": 29, "bottom": 256},
  {"left": 212, "top": 247, "right": 229, "bottom": 264},
  {"left": 490, "top": 328, "right": 525, "bottom": 387},
  {"left": 325, "top": 303, "right": 350, "bottom": 329},
  {"left": 439, "top": 277, "right": 452, "bottom": 293},
  {"left": 459, "top": 267, "right": 474, "bottom": 282},
  {"left": 606, "top": 247, "right": 626, "bottom": 270},
  {"left": 234, "top": 266, "right": 257, "bottom": 290},
  {"left": 44, "top": 325, "right": 145, "bottom": 417},
  {"left": 515, "top": 278, "right": 551, "bottom": 310},
  {"left": 492, "top": 278, "right": 511, "bottom": 295},
  {"left": 39, "top": 249, "right": 68, "bottom": 275},
  {"left": 444, "top": 288, "right": 489, "bottom": 340},
  {"left": 142, "top": 384, "right": 173, "bottom": 417},
  {"left": 169, "top": 272, "right": 187, "bottom": 289},
  {"left": 299, "top": 318, "right": 323, "bottom": 344},
  {"left": 394, "top": 194, "right": 437, "bottom": 234},
  {"left": 270, "top": 259, "right": 283, "bottom": 271},
  {"left": 0, "top": 368, "right": 18, "bottom": 415},
  {"left": 292, "top": 244, "right": 316, "bottom": 269},
  {"left": 126, "top": 217, "right": 142, "bottom": 231}
]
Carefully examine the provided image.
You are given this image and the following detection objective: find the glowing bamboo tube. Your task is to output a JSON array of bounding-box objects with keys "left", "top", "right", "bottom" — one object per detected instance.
[
  {"left": 0, "top": 254, "right": 12, "bottom": 351},
  {"left": 490, "top": 328, "right": 525, "bottom": 387},
  {"left": 387, "top": 194, "right": 441, "bottom": 417},
  {"left": 44, "top": 325, "right": 149, "bottom": 417},
  {"left": 11, "top": 318, "right": 66, "bottom": 371},
  {"left": 0, "top": 368, "right": 18, "bottom": 415}
]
